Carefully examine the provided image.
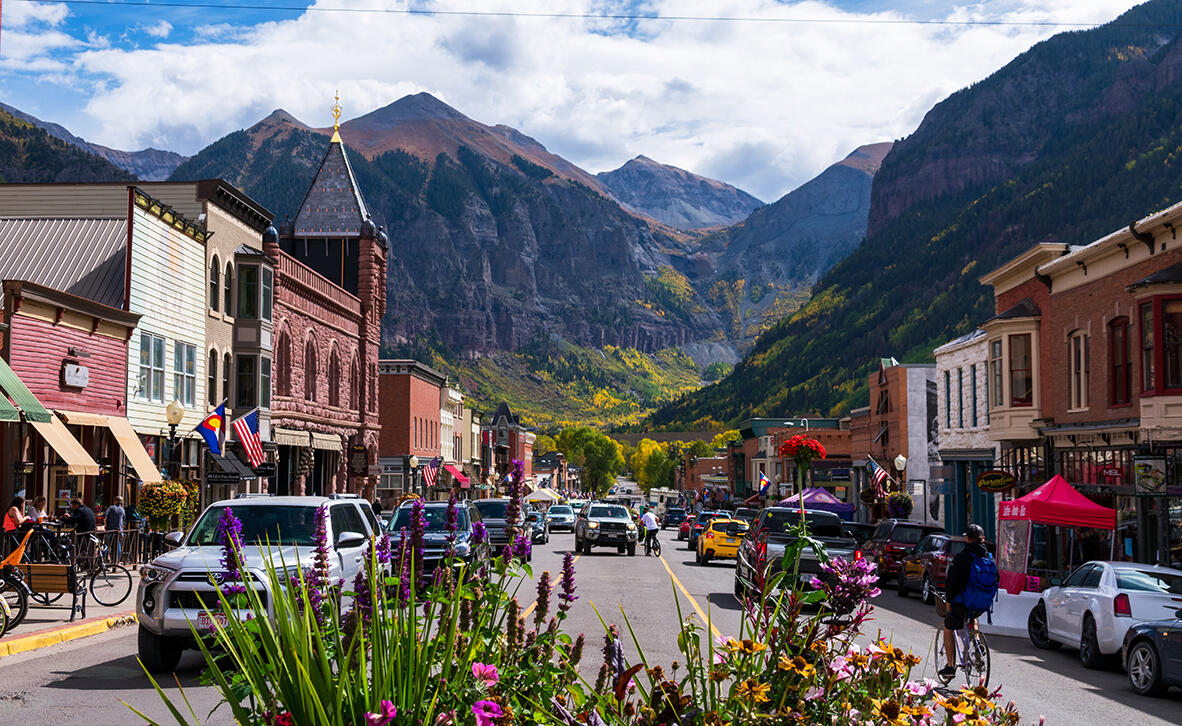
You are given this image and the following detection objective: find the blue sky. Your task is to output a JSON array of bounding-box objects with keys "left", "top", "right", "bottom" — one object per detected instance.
[{"left": 0, "top": 1, "right": 1147, "bottom": 200}]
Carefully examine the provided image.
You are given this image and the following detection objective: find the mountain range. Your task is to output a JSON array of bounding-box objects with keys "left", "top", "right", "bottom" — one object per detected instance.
[
  {"left": 649, "top": 0, "right": 1182, "bottom": 428},
  {"left": 0, "top": 107, "right": 133, "bottom": 183},
  {"left": 596, "top": 155, "right": 764, "bottom": 230}
]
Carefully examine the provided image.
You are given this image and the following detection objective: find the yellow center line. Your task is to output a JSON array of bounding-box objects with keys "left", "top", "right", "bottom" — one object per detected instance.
[
  {"left": 658, "top": 553, "right": 723, "bottom": 641},
  {"left": 521, "top": 553, "right": 580, "bottom": 620}
]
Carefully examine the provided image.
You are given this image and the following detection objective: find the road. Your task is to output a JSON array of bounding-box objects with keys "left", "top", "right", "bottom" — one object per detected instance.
[{"left": 1, "top": 528, "right": 1179, "bottom": 724}]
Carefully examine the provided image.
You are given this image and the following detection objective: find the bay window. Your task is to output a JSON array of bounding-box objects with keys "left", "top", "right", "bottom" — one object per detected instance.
[
  {"left": 1009, "top": 334, "right": 1033, "bottom": 406},
  {"left": 261, "top": 357, "right": 272, "bottom": 410},
  {"left": 1164, "top": 299, "right": 1182, "bottom": 388},
  {"left": 238, "top": 265, "right": 259, "bottom": 319},
  {"left": 237, "top": 355, "right": 257, "bottom": 409},
  {"left": 1141, "top": 303, "right": 1154, "bottom": 391}
]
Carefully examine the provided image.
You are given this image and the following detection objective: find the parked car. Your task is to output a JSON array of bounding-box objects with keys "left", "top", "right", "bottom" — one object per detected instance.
[
  {"left": 136, "top": 496, "right": 382, "bottom": 673},
  {"left": 734, "top": 509, "right": 857, "bottom": 599},
  {"left": 1122, "top": 608, "right": 1182, "bottom": 696},
  {"left": 663, "top": 507, "right": 688, "bottom": 530},
  {"left": 471, "top": 499, "right": 516, "bottom": 550},
  {"left": 843, "top": 522, "right": 876, "bottom": 547},
  {"left": 574, "top": 502, "right": 639, "bottom": 555},
  {"left": 678, "top": 519, "right": 692, "bottom": 540},
  {"left": 731, "top": 507, "right": 759, "bottom": 524},
  {"left": 862, "top": 519, "right": 945, "bottom": 578},
  {"left": 687, "top": 511, "right": 726, "bottom": 550},
  {"left": 545, "top": 504, "right": 576, "bottom": 533},
  {"left": 387, "top": 499, "right": 491, "bottom": 572},
  {"left": 696, "top": 518, "right": 748, "bottom": 566},
  {"left": 1028, "top": 561, "right": 1182, "bottom": 669},
  {"left": 525, "top": 511, "right": 550, "bottom": 544},
  {"left": 896, "top": 534, "right": 995, "bottom": 604}
]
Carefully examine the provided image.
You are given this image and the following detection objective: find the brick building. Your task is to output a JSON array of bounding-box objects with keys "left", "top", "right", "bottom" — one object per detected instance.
[
  {"left": 482, "top": 403, "right": 534, "bottom": 489},
  {"left": 377, "top": 359, "right": 445, "bottom": 503},
  {"left": 265, "top": 116, "right": 385, "bottom": 497}
]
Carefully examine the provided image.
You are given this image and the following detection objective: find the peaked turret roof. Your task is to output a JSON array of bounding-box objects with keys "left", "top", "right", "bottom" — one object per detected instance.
[{"left": 292, "top": 138, "right": 370, "bottom": 237}]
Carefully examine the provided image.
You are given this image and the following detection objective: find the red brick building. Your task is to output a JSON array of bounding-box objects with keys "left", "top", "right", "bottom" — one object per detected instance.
[
  {"left": 376, "top": 359, "right": 445, "bottom": 503},
  {"left": 264, "top": 118, "right": 386, "bottom": 497},
  {"left": 483, "top": 403, "right": 534, "bottom": 489}
]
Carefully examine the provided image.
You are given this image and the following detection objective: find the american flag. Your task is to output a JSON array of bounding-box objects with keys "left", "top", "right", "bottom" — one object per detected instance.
[
  {"left": 232, "top": 408, "right": 265, "bottom": 468},
  {"left": 421, "top": 456, "right": 441, "bottom": 488},
  {"left": 867, "top": 458, "right": 890, "bottom": 496}
]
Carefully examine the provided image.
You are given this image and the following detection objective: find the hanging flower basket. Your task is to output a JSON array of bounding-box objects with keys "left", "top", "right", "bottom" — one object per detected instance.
[
  {"left": 886, "top": 491, "right": 914, "bottom": 519},
  {"left": 139, "top": 480, "right": 189, "bottom": 531},
  {"left": 859, "top": 487, "right": 878, "bottom": 505},
  {"left": 778, "top": 435, "right": 827, "bottom": 464}
]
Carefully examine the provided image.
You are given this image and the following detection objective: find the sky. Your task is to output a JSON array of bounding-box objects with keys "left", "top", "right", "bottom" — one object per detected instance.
[{"left": 0, "top": 0, "right": 1148, "bottom": 202}]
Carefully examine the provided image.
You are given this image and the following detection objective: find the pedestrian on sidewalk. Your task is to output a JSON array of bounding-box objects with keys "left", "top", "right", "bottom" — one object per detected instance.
[{"left": 105, "top": 497, "right": 126, "bottom": 562}]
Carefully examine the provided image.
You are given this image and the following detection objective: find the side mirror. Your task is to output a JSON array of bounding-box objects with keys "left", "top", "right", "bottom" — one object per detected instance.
[
  {"left": 164, "top": 531, "right": 184, "bottom": 548},
  {"left": 336, "top": 531, "right": 367, "bottom": 549}
]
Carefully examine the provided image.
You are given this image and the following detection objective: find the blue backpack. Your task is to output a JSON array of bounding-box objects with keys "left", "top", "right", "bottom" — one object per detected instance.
[{"left": 961, "top": 551, "right": 999, "bottom": 615}]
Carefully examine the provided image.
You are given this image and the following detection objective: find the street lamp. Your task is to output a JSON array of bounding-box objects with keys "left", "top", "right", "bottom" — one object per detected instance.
[
  {"left": 407, "top": 455, "right": 420, "bottom": 496},
  {"left": 165, "top": 400, "right": 185, "bottom": 480}
]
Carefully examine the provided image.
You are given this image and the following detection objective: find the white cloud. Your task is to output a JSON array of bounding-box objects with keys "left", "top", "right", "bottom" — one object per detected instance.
[
  {"left": 3, "top": 1, "right": 69, "bottom": 29},
  {"left": 3, "top": 0, "right": 1149, "bottom": 200},
  {"left": 143, "top": 20, "right": 174, "bottom": 39}
]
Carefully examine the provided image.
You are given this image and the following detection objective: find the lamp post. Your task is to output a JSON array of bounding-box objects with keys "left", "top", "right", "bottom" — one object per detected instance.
[
  {"left": 407, "top": 454, "right": 420, "bottom": 496},
  {"left": 165, "top": 400, "right": 185, "bottom": 480}
]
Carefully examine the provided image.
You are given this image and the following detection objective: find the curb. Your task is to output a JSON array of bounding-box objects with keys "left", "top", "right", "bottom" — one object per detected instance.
[{"left": 0, "top": 611, "right": 137, "bottom": 657}]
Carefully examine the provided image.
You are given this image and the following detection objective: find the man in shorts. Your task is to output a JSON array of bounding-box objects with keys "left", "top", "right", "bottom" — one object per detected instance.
[{"left": 939, "top": 523, "right": 989, "bottom": 679}]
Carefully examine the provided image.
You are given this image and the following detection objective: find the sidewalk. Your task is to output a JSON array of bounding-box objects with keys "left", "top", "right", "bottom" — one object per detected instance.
[{"left": 1, "top": 598, "right": 136, "bottom": 657}]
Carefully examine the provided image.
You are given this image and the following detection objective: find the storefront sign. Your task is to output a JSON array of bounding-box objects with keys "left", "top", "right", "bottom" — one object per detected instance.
[
  {"left": 1100, "top": 466, "right": 1124, "bottom": 478},
  {"left": 207, "top": 471, "right": 242, "bottom": 484},
  {"left": 61, "top": 362, "right": 89, "bottom": 388},
  {"left": 1133, "top": 456, "right": 1168, "bottom": 495},
  {"left": 975, "top": 470, "right": 1016, "bottom": 493},
  {"left": 252, "top": 462, "right": 277, "bottom": 478},
  {"left": 826, "top": 468, "right": 851, "bottom": 481},
  {"left": 349, "top": 444, "right": 369, "bottom": 476}
]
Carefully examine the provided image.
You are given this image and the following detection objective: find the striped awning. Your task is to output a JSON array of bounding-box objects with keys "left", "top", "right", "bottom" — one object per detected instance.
[{"left": 106, "top": 417, "right": 164, "bottom": 485}]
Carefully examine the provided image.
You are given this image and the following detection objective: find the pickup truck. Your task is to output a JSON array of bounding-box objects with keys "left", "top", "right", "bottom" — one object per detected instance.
[{"left": 733, "top": 508, "right": 858, "bottom": 599}]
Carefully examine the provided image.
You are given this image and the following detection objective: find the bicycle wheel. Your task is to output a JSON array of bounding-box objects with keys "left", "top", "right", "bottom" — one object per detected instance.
[
  {"left": 0, "top": 579, "right": 29, "bottom": 632},
  {"left": 934, "top": 628, "right": 954, "bottom": 686},
  {"left": 964, "top": 631, "right": 991, "bottom": 687},
  {"left": 90, "top": 564, "right": 133, "bottom": 607},
  {"left": 653, "top": 539, "right": 662, "bottom": 557}
]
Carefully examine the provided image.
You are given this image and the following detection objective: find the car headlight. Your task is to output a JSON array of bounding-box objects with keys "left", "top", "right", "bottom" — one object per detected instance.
[
  {"left": 140, "top": 564, "right": 175, "bottom": 582},
  {"left": 587, "top": 522, "right": 599, "bottom": 529},
  {"left": 626, "top": 523, "right": 636, "bottom": 531},
  {"left": 453, "top": 541, "right": 471, "bottom": 557}
]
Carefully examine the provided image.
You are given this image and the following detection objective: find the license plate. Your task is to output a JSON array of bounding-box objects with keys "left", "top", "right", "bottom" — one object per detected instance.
[{"left": 198, "top": 611, "right": 228, "bottom": 630}]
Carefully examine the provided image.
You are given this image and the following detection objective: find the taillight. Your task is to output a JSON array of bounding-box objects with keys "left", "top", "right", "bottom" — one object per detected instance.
[
  {"left": 705, "top": 532, "right": 714, "bottom": 540},
  {"left": 1114, "top": 593, "right": 1132, "bottom": 617},
  {"left": 854, "top": 550, "right": 863, "bottom": 561}
]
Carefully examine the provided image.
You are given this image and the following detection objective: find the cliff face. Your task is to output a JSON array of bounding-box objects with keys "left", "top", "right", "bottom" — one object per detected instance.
[
  {"left": 596, "top": 155, "right": 764, "bottom": 230},
  {"left": 171, "top": 98, "right": 724, "bottom": 355}
]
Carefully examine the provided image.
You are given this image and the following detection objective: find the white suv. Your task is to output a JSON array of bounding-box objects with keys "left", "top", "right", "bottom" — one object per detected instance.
[{"left": 136, "top": 496, "right": 381, "bottom": 672}]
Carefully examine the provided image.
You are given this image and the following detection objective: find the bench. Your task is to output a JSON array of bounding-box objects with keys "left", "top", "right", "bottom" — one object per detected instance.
[{"left": 17, "top": 563, "right": 86, "bottom": 622}]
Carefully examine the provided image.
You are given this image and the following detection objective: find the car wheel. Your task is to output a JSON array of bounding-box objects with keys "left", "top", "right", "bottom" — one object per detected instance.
[
  {"left": 617, "top": 545, "right": 626, "bottom": 554},
  {"left": 1027, "top": 602, "right": 1060, "bottom": 650},
  {"left": 921, "top": 575, "right": 935, "bottom": 605},
  {"left": 1079, "top": 615, "right": 1103, "bottom": 669},
  {"left": 896, "top": 570, "right": 908, "bottom": 597},
  {"left": 1126, "top": 640, "right": 1167, "bottom": 696},
  {"left": 138, "top": 624, "right": 183, "bottom": 674},
  {"left": 627, "top": 543, "right": 636, "bottom": 556},
  {"left": 702, "top": 551, "right": 712, "bottom": 565}
]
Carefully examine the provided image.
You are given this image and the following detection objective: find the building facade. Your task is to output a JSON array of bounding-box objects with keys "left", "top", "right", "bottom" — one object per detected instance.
[
  {"left": 482, "top": 403, "right": 534, "bottom": 489},
  {"left": 377, "top": 359, "right": 445, "bottom": 503}
]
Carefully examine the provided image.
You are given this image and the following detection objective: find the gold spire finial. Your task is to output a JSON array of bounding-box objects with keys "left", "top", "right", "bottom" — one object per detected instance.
[{"left": 331, "top": 90, "right": 342, "bottom": 143}]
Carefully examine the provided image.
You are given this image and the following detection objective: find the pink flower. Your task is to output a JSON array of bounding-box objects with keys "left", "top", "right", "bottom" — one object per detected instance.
[
  {"left": 905, "top": 678, "right": 936, "bottom": 697},
  {"left": 364, "top": 700, "right": 397, "bottom": 726},
  {"left": 803, "top": 685, "right": 825, "bottom": 700},
  {"left": 828, "top": 656, "right": 853, "bottom": 681},
  {"left": 472, "top": 700, "right": 503, "bottom": 726},
  {"left": 433, "top": 711, "right": 456, "bottom": 725},
  {"left": 472, "top": 662, "right": 499, "bottom": 687}
]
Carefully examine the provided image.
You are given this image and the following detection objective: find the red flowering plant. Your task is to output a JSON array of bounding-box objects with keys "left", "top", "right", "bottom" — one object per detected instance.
[{"left": 778, "top": 435, "right": 827, "bottom": 495}]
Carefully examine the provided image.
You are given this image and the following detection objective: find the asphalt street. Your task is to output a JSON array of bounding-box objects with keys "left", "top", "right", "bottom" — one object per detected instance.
[{"left": 0, "top": 528, "right": 1178, "bottom": 724}]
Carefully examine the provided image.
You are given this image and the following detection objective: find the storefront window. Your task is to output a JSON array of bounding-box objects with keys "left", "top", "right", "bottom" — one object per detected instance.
[
  {"left": 1009, "top": 334, "right": 1033, "bottom": 406},
  {"left": 1141, "top": 303, "right": 1154, "bottom": 391},
  {"left": 990, "top": 339, "right": 1003, "bottom": 406},
  {"left": 238, "top": 265, "right": 259, "bottom": 319},
  {"left": 1109, "top": 318, "right": 1130, "bottom": 405},
  {"left": 237, "top": 355, "right": 257, "bottom": 409},
  {"left": 174, "top": 342, "right": 196, "bottom": 406},
  {"left": 1164, "top": 299, "right": 1182, "bottom": 389}
]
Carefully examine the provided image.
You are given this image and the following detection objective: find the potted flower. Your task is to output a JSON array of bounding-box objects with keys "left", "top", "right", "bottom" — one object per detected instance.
[
  {"left": 886, "top": 490, "right": 914, "bottom": 519},
  {"left": 778, "top": 434, "right": 827, "bottom": 494},
  {"left": 139, "top": 480, "right": 189, "bottom": 532}
]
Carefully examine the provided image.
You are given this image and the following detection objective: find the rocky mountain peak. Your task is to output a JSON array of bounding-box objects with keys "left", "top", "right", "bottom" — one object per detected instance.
[
  {"left": 349, "top": 92, "right": 469, "bottom": 130},
  {"left": 597, "top": 156, "right": 763, "bottom": 231}
]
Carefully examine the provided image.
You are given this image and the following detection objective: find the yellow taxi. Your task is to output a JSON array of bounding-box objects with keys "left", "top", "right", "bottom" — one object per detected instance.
[{"left": 696, "top": 518, "right": 747, "bottom": 565}]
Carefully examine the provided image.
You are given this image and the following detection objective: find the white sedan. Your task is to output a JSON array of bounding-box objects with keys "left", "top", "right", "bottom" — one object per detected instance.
[{"left": 1027, "top": 561, "right": 1182, "bottom": 669}]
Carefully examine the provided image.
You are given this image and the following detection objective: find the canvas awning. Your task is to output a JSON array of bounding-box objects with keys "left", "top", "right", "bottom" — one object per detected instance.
[
  {"left": 998, "top": 474, "right": 1116, "bottom": 530},
  {"left": 0, "top": 393, "right": 18, "bottom": 422},
  {"left": 106, "top": 416, "right": 164, "bottom": 485},
  {"left": 28, "top": 416, "right": 100, "bottom": 476},
  {"left": 525, "top": 487, "right": 561, "bottom": 503},
  {"left": 310, "top": 432, "right": 342, "bottom": 452},
  {"left": 0, "top": 357, "right": 51, "bottom": 422},
  {"left": 443, "top": 464, "right": 470, "bottom": 488},
  {"left": 273, "top": 427, "right": 308, "bottom": 447}
]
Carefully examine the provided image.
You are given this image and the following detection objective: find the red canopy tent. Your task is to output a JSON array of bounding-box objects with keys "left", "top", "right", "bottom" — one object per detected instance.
[
  {"left": 998, "top": 474, "right": 1116, "bottom": 529},
  {"left": 996, "top": 475, "right": 1116, "bottom": 594}
]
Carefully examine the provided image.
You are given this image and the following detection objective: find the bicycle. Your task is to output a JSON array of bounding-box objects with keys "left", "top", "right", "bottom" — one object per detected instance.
[
  {"left": 77, "top": 534, "right": 133, "bottom": 607},
  {"left": 644, "top": 529, "right": 662, "bottom": 557},
  {"left": 934, "top": 594, "right": 991, "bottom": 687}
]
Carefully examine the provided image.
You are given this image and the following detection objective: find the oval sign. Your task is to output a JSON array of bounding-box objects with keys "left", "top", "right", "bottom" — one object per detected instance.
[{"left": 975, "top": 470, "right": 1016, "bottom": 493}]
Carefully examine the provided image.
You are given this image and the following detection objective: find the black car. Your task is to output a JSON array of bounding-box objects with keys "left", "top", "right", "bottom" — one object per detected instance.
[
  {"left": 386, "top": 500, "right": 490, "bottom": 573},
  {"left": 663, "top": 507, "right": 687, "bottom": 530},
  {"left": 732, "top": 507, "right": 759, "bottom": 524},
  {"left": 526, "top": 511, "right": 550, "bottom": 544},
  {"left": 843, "top": 522, "right": 876, "bottom": 547},
  {"left": 1123, "top": 608, "right": 1182, "bottom": 696},
  {"left": 471, "top": 498, "right": 532, "bottom": 561},
  {"left": 688, "top": 511, "right": 726, "bottom": 551},
  {"left": 574, "top": 502, "right": 639, "bottom": 555}
]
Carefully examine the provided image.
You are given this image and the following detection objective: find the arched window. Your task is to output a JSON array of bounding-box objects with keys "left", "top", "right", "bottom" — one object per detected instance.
[
  {"left": 209, "top": 256, "right": 220, "bottom": 311},
  {"left": 208, "top": 349, "right": 218, "bottom": 405},
  {"left": 328, "top": 349, "right": 341, "bottom": 407},
  {"left": 349, "top": 357, "right": 359, "bottom": 410},
  {"left": 304, "top": 340, "right": 318, "bottom": 402},
  {"left": 223, "top": 352, "right": 232, "bottom": 407},
  {"left": 224, "top": 262, "right": 234, "bottom": 317},
  {"left": 276, "top": 331, "right": 291, "bottom": 397}
]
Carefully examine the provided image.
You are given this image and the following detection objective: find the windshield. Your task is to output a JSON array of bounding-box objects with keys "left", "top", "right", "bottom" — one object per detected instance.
[
  {"left": 549, "top": 506, "right": 573, "bottom": 515},
  {"left": 667, "top": 508, "right": 684, "bottom": 515},
  {"left": 388, "top": 507, "right": 470, "bottom": 533},
  {"left": 189, "top": 505, "right": 319, "bottom": 546},
  {"left": 697, "top": 512, "right": 721, "bottom": 524},
  {"left": 891, "top": 526, "right": 931, "bottom": 545},
  {"left": 590, "top": 505, "right": 629, "bottom": 519},
  {"left": 473, "top": 501, "right": 509, "bottom": 519},
  {"left": 1115, "top": 568, "right": 1182, "bottom": 594},
  {"left": 764, "top": 512, "right": 844, "bottom": 538}
]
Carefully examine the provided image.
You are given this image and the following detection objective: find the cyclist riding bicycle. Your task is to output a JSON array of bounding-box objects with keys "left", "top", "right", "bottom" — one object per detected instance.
[
  {"left": 640, "top": 508, "right": 660, "bottom": 556},
  {"left": 939, "top": 523, "right": 997, "bottom": 679}
]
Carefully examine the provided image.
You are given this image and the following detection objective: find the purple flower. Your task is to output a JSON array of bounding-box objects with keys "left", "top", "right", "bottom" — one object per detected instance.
[
  {"left": 534, "top": 571, "right": 552, "bottom": 626},
  {"left": 445, "top": 490, "right": 459, "bottom": 546},
  {"left": 350, "top": 564, "right": 372, "bottom": 622},
  {"left": 410, "top": 499, "right": 427, "bottom": 586},
  {"left": 472, "top": 662, "right": 499, "bottom": 687},
  {"left": 472, "top": 700, "right": 503, "bottom": 726},
  {"left": 558, "top": 552, "right": 577, "bottom": 613},
  {"left": 375, "top": 533, "right": 392, "bottom": 564},
  {"left": 472, "top": 520, "right": 487, "bottom": 546},
  {"left": 511, "top": 532, "right": 531, "bottom": 562},
  {"left": 815, "top": 555, "right": 880, "bottom": 615},
  {"left": 395, "top": 528, "right": 412, "bottom": 606},
  {"left": 215, "top": 507, "right": 247, "bottom": 596},
  {"left": 364, "top": 700, "right": 397, "bottom": 726}
]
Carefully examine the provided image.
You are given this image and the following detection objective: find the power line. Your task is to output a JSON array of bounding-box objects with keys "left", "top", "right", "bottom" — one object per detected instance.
[{"left": 6, "top": 0, "right": 1148, "bottom": 28}]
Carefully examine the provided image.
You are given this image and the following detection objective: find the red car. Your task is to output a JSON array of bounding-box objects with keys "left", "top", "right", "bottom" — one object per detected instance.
[
  {"left": 895, "top": 534, "right": 994, "bottom": 604},
  {"left": 678, "top": 520, "right": 692, "bottom": 540},
  {"left": 861, "top": 519, "right": 944, "bottom": 579}
]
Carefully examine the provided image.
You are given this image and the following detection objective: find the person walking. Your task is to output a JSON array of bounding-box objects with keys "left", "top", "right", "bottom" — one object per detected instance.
[
  {"left": 372, "top": 499, "right": 383, "bottom": 518},
  {"left": 105, "top": 496, "right": 126, "bottom": 562}
]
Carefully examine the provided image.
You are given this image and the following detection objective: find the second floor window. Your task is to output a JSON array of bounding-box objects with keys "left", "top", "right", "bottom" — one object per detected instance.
[
  {"left": 957, "top": 368, "right": 964, "bottom": 427},
  {"left": 1164, "top": 300, "right": 1182, "bottom": 388},
  {"left": 1010, "top": 333, "right": 1033, "bottom": 407},
  {"left": 970, "top": 364, "right": 978, "bottom": 427},
  {"left": 139, "top": 333, "right": 165, "bottom": 401},
  {"left": 990, "top": 339, "right": 1003, "bottom": 407},
  {"left": 1141, "top": 303, "right": 1154, "bottom": 391},
  {"left": 208, "top": 349, "right": 218, "bottom": 406},
  {"left": 944, "top": 370, "right": 951, "bottom": 429},
  {"left": 174, "top": 341, "right": 196, "bottom": 407},
  {"left": 237, "top": 355, "right": 256, "bottom": 409},
  {"left": 223, "top": 352, "right": 232, "bottom": 408},
  {"left": 1068, "top": 331, "right": 1089, "bottom": 410},
  {"left": 1109, "top": 318, "right": 1131, "bottom": 405},
  {"left": 260, "top": 357, "right": 272, "bottom": 410},
  {"left": 209, "top": 257, "right": 220, "bottom": 311}
]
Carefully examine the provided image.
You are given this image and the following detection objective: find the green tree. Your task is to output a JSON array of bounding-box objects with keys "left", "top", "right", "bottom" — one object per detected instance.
[
  {"left": 534, "top": 434, "right": 557, "bottom": 455},
  {"left": 629, "top": 439, "right": 662, "bottom": 489},
  {"left": 711, "top": 429, "right": 741, "bottom": 450},
  {"left": 556, "top": 427, "right": 624, "bottom": 493}
]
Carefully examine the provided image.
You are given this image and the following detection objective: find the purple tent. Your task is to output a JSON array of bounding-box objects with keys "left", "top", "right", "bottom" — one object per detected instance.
[{"left": 776, "top": 487, "right": 856, "bottom": 520}]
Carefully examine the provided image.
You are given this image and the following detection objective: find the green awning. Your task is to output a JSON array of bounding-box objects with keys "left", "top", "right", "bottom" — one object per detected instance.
[
  {"left": 0, "top": 392, "right": 17, "bottom": 422},
  {"left": 0, "top": 357, "right": 52, "bottom": 423}
]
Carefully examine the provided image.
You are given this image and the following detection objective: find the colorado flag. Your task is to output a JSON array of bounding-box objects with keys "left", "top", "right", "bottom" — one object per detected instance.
[
  {"left": 758, "top": 472, "right": 772, "bottom": 496},
  {"left": 196, "top": 403, "right": 225, "bottom": 456}
]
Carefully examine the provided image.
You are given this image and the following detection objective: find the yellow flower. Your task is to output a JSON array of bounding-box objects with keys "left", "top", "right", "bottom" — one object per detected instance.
[
  {"left": 734, "top": 678, "right": 771, "bottom": 703},
  {"left": 935, "top": 694, "right": 975, "bottom": 716},
  {"left": 725, "top": 638, "right": 767, "bottom": 655},
  {"left": 870, "top": 698, "right": 910, "bottom": 726},
  {"left": 709, "top": 665, "right": 729, "bottom": 683},
  {"left": 961, "top": 684, "right": 997, "bottom": 711},
  {"left": 808, "top": 639, "right": 828, "bottom": 656},
  {"left": 777, "top": 655, "right": 816, "bottom": 679},
  {"left": 870, "top": 641, "right": 921, "bottom": 674}
]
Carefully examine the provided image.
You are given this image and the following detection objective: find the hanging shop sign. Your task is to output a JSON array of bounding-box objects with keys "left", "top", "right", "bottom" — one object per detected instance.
[
  {"left": 975, "top": 470, "right": 1016, "bottom": 493},
  {"left": 1132, "top": 456, "right": 1168, "bottom": 495},
  {"left": 252, "top": 462, "right": 277, "bottom": 478},
  {"left": 349, "top": 444, "right": 369, "bottom": 476}
]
